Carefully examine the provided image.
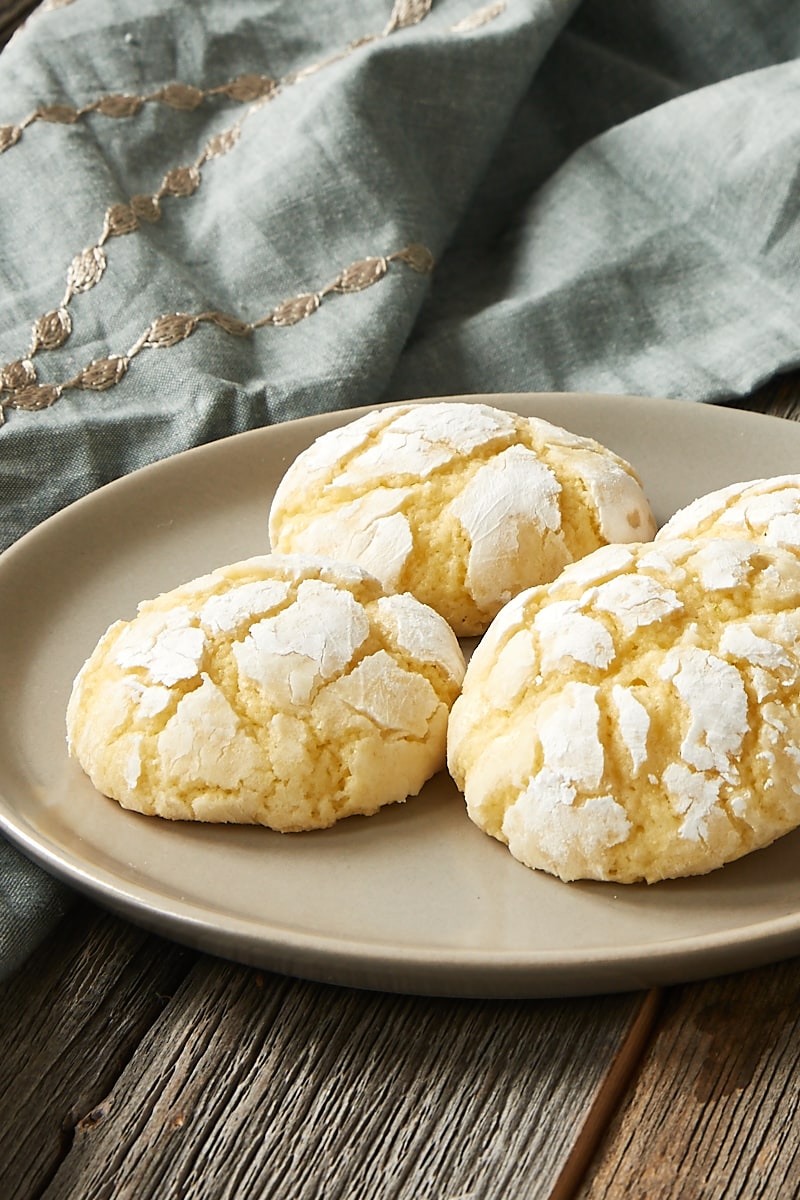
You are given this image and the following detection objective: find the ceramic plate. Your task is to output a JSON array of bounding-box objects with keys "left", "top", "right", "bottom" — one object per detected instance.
[{"left": 3, "top": 392, "right": 800, "bottom": 998}]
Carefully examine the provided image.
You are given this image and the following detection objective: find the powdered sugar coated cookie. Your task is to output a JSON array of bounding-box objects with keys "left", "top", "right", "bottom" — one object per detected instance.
[
  {"left": 268, "top": 401, "right": 656, "bottom": 635},
  {"left": 447, "top": 537, "right": 800, "bottom": 883},
  {"left": 67, "top": 554, "right": 465, "bottom": 830},
  {"left": 657, "top": 474, "right": 800, "bottom": 549}
]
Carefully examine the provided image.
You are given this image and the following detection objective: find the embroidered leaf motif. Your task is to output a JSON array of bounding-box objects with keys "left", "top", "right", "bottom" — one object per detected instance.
[
  {"left": 268, "top": 294, "right": 321, "bottom": 326},
  {"left": 156, "top": 83, "right": 205, "bottom": 111},
  {"left": 0, "top": 125, "right": 22, "bottom": 153},
  {"left": 103, "top": 204, "right": 139, "bottom": 239},
  {"left": 95, "top": 94, "right": 144, "bottom": 118},
  {"left": 205, "top": 312, "right": 251, "bottom": 337},
  {"left": 74, "top": 356, "right": 129, "bottom": 390},
  {"left": 36, "top": 104, "right": 80, "bottom": 124},
  {"left": 130, "top": 194, "right": 161, "bottom": 223},
  {"left": 144, "top": 314, "right": 198, "bottom": 348},
  {"left": 160, "top": 166, "right": 201, "bottom": 197},
  {"left": 0, "top": 5, "right": 435, "bottom": 388},
  {"left": 451, "top": 1, "right": 506, "bottom": 33},
  {"left": 67, "top": 247, "right": 107, "bottom": 294},
  {"left": 385, "top": 0, "right": 432, "bottom": 33},
  {"left": 8, "top": 384, "right": 60, "bottom": 411},
  {"left": 0, "top": 243, "right": 433, "bottom": 421},
  {"left": 333, "top": 257, "right": 388, "bottom": 292},
  {"left": 203, "top": 128, "right": 241, "bottom": 160},
  {"left": 393, "top": 243, "right": 434, "bottom": 273},
  {"left": 0, "top": 359, "right": 36, "bottom": 393},
  {"left": 220, "top": 74, "right": 277, "bottom": 103},
  {"left": 32, "top": 309, "right": 72, "bottom": 352}
]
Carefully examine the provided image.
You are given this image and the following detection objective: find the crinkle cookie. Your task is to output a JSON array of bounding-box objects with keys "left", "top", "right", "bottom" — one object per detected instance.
[
  {"left": 657, "top": 475, "right": 800, "bottom": 549},
  {"left": 447, "top": 537, "right": 800, "bottom": 883},
  {"left": 67, "top": 554, "right": 465, "bottom": 831},
  {"left": 268, "top": 401, "right": 656, "bottom": 635}
]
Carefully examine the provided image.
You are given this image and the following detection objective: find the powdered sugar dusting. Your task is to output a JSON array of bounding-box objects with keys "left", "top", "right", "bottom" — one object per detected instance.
[
  {"left": 719, "top": 623, "right": 794, "bottom": 672},
  {"left": 114, "top": 607, "right": 205, "bottom": 686},
  {"left": 200, "top": 579, "right": 292, "bottom": 633},
  {"left": 281, "top": 489, "right": 414, "bottom": 591},
  {"left": 559, "top": 544, "right": 636, "bottom": 588},
  {"left": 336, "top": 402, "right": 516, "bottom": 484},
  {"left": 662, "top": 762, "right": 724, "bottom": 843},
  {"left": 452, "top": 446, "right": 565, "bottom": 610},
  {"left": 331, "top": 650, "right": 439, "bottom": 737},
  {"left": 157, "top": 674, "right": 260, "bottom": 787},
  {"left": 502, "top": 774, "right": 631, "bottom": 878},
  {"left": 611, "top": 685, "right": 650, "bottom": 775},
  {"left": 693, "top": 540, "right": 753, "bottom": 590},
  {"left": 233, "top": 579, "right": 369, "bottom": 705},
  {"left": 659, "top": 646, "right": 748, "bottom": 781},
  {"left": 534, "top": 601, "right": 615, "bottom": 671},
  {"left": 537, "top": 682, "right": 604, "bottom": 789},
  {"left": 373, "top": 593, "right": 465, "bottom": 684},
  {"left": 575, "top": 453, "right": 655, "bottom": 543},
  {"left": 590, "top": 574, "right": 683, "bottom": 635}
]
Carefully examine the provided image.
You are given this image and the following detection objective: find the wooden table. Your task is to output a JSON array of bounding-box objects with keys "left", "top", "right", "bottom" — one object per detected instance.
[{"left": 3, "top": 4, "right": 800, "bottom": 1196}]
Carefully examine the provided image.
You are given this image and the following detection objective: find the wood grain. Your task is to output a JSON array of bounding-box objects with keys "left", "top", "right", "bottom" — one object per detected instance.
[
  {"left": 0, "top": 901, "right": 197, "bottom": 1199},
  {"left": 576, "top": 958, "right": 800, "bottom": 1200},
  {"left": 725, "top": 369, "right": 800, "bottom": 422},
  {"left": 33, "top": 951, "right": 647, "bottom": 1200}
]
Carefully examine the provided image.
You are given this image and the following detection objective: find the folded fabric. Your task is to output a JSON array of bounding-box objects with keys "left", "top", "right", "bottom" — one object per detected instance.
[
  {"left": 0, "top": 839, "right": 72, "bottom": 980},
  {"left": 1, "top": 0, "right": 799, "bottom": 978}
]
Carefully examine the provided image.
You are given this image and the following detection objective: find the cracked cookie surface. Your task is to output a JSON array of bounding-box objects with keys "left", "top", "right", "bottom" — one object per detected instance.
[
  {"left": 67, "top": 554, "right": 465, "bottom": 830},
  {"left": 268, "top": 402, "right": 656, "bottom": 635},
  {"left": 657, "top": 474, "right": 800, "bottom": 549},
  {"left": 447, "top": 538, "right": 800, "bottom": 883}
]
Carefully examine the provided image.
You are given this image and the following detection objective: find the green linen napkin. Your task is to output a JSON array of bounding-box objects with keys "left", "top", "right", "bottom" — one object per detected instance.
[{"left": 1, "top": 0, "right": 799, "bottom": 978}]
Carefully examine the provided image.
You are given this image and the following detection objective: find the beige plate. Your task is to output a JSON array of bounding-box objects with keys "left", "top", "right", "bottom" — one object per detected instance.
[{"left": 3, "top": 393, "right": 800, "bottom": 998}]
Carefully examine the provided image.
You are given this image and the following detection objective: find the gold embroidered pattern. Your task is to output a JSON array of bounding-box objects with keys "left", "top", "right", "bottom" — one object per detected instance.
[
  {"left": 385, "top": 0, "right": 433, "bottom": 33},
  {"left": 0, "top": 0, "right": 504, "bottom": 423},
  {"left": 0, "top": 1, "right": 435, "bottom": 157},
  {"left": 0, "top": 243, "right": 433, "bottom": 425},
  {"left": 0, "top": 0, "right": 487, "bottom": 157},
  {"left": 0, "top": 77, "right": 276, "bottom": 159},
  {"left": 450, "top": 1, "right": 506, "bottom": 33},
  {"left": 0, "top": 0, "right": 442, "bottom": 397}
]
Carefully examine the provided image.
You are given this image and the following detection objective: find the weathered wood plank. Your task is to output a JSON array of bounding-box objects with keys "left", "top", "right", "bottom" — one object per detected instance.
[
  {"left": 576, "top": 958, "right": 800, "bottom": 1200},
  {"left": 0, "top": 900, "right": 197, "bottom": 1199},
  {"left": 724, "top": 368, "right": 800, "bottom": 421},
  {"left": 38, "top": 954, "right": 648, "bottom": 1200}
]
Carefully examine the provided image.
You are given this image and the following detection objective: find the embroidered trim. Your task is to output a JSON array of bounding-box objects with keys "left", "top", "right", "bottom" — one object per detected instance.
[
  {"left": 0, "top": 0, "right": 504, "bottom": 412},
  {"left": 0, "top": 0, "right": 439, "bottom": 395},
  {"left": 0, "top": 0, "right": 433, "bottom": 156},
  {"left": 0, "top": 77, "right": 277, "bottom": 155},
  {"left": 0, "top": 0, "right": 507, "bottom": 154},
  {"left": 385, "top": 0, "right": 432, "bottom": 33},
  {"left": 0, "top": 243, "right": 434, "bottom": 425},
  {"left": 450, "top": 1, "right": 506, "bottom": 32}
]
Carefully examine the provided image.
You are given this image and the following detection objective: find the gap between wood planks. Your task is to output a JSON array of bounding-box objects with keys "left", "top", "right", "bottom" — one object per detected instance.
[{"left": 547, "top": 987, "right": 664, "bottom": 1200}]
